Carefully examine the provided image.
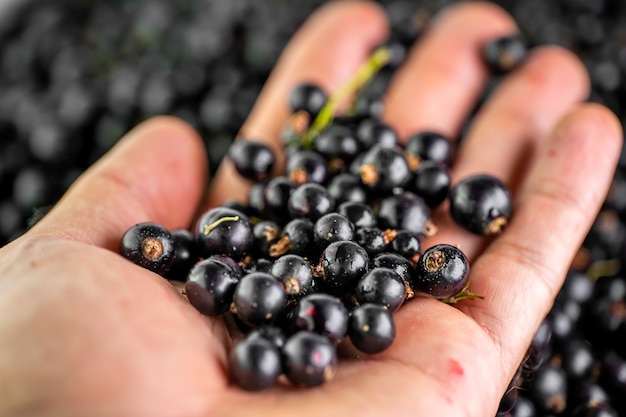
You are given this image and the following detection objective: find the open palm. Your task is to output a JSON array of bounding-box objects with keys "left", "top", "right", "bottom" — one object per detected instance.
[{"left": 0, "top": 2, "right": 621, "bottom": 416}]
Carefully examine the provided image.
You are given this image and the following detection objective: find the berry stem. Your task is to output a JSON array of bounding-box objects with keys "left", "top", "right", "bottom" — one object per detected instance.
[
  {"left": 300, "top": 46, "right": 391, "bottom": 148},
  {"left": 203, "top": 216, "right": 239, "bottom": 235},
  {"left": 440, "top": 281, "right": 484, "bottom": 304}
]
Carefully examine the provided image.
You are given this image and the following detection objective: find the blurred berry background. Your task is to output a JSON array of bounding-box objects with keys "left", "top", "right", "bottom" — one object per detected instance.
[{"left": 1, "top": 1, "right": 626, "bottom": 415}]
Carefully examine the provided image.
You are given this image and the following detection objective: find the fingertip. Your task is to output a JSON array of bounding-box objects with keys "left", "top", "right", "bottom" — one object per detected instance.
[
  {"left": 555, "top": 102, "right": 623, "bottom": 148},
  {"left": 432, "top": 1, "right": 517, "bottom": 37}
]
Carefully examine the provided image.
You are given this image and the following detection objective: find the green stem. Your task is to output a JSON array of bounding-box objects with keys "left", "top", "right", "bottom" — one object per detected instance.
[
  {"left": 440, "top": 281, "right": 484, "bottom": 304},
  {"left": 299, "top": 46, "right": 391, "bottom": 148},
  {"left": 203, "top": 216, "right": 239, "bottom": 235}
]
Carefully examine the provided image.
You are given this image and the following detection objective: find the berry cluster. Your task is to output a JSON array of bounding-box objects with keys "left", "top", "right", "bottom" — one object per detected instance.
[{"left": 118, "top": 33, "right": 517, "bottom": 391}]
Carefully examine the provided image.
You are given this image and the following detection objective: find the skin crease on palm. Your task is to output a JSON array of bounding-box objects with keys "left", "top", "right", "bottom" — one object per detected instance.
[{"left": 0, "top": 1, "right": 622, "bottom": 416}]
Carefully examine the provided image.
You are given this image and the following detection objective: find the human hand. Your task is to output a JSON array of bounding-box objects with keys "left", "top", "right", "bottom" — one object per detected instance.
[{"left": 0, "top": 1, "right": 621, "bottom": 416}]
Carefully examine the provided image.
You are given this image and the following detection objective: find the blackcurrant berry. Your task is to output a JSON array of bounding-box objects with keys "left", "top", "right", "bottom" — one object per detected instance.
[
  {"left": 227, "top": 139, "right": 276, "bottom": 181},
  {"left": 294, "top": 293, "right": 349, "bottom": 343},
  {"left": 289, "top": 82, "right": 327, "bottom": 120},
  {"left": 411, "top": 160, "right": 451, "bottom": 208},
  {"left": 317, "top": 241, "right": 370, "bottom": 293},
  {"left": 415, "top": 244, "right": 470, "bottom": 300},
  {"left": 405, "top": 131, "right": 454, "bottom": 167},
  {"left": 119, "top": 222, "right": 175, "bottom": 276},
  {"left": 286, "top": 149, "right": 328, "bottom": 185},
  {"left": 195, "top": 207, "right": 254, "bottom": 260},
  {"left": 282, "top": 331, "right": 337, "bottom": 387},
  {"left": 377, "top": 191, "right": 434, "bottom": 236},
  {"left": 348, "top": 303, "right": 396, "bottom": 355},
  {"left": 313, "top": 212, "right": 355, "bottom": 249},
  {"left": 232, "top": 272, "right": 287, "bottom": 328},
  {"left": 287, "top": 182, "right": 335, "bottom": 222},
  {"left": 482, "top": 34, "right": 528, "bottom": 75},
  {"left": 185, "top": 256, "right": 241, "bottom": 316},
  {"left": 270, "top": 254, "right": 314, "bottom": 297},
  {"left": 359, "top": 145, "right": 410, "bottom": 192},
  {"left": 356, "top": 267, "right": 406, "bottom": 312},
  {"left": 448, "top": 174, "right": 512, "bottom": 236},
  {"left": 356, "top": 118, "right": 398, "bottom": 149},
  {"left": 229, "top": 334, "right": 282, "bottom": 391},
  {"left": 269, "top": 218, "right": 314, "bottom": 258},
  {"left": 338, "top": 201, "right": 377, "bottom": 228},
  {"left": 164, "top": 228, "right": 198, "bottom": 281}
]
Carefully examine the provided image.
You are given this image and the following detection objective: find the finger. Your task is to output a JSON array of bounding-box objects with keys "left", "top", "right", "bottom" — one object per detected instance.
[
  {"left": 462, "top": 103, "right": 622, "bottom": 383},
  {"left": 206, "top": 0, "right": 389, "bottom": 208},
  {"left": 26, "top": 116, "right": 208, "bottom": 250},
  {"left": 382, "top": 2, "right": 517, "bottom": 140},
  {"left": 427, "top": 46, "right": 590, "bottom": 259}
]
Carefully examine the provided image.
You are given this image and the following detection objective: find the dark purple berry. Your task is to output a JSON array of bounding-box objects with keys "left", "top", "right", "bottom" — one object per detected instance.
[
  {"left": 389, "top": 230, "right": 422, "bottom": 263},
  {"left": 294, "top": 293, "right": 349, "bottom": 343},
  {"left": 405, "top": 131, "right": 454, "bottom": 166},
  {"left": 286, "top": 150, "right": 328, "bottom": 185},
  {"left": 253, "top": 220, "right": 280, "bottom": 258},
  {"left": 246, "top": 326, "right": 287, "bottom": 350},
  {"left": 287, "top": 182, "right": 335, "bottom": 221},
  {"left": 377, "top": 191, "right": 434, "bottom": 236},
  {"left": 232, "top": 272, "right": 287, "bottom": 328},
  {"left": 415, "top": 244, "right": 470, "bottom": 299},
  {"left": 359, "top": 145, "right": 411, "bottom": 192},
  {"left": 314, "top": 124, "right": 361, "bottom": 170},
  {"left": 164, "top": 228, "right": 198, "bottom": 281},
  {"left": 356, "top": 267, "right": 406, "bottom": 312},
  {"left": 411, "top": 160, "right": 451, "bottom": 208},
  {"left": 228, "top": 140, "right": 276, "bottom": 182},
  {"left": 327, "top": 173, "right": 368, "bottom": 205},
  {"left": 355, "top": 227, "right": 389, "bottom": 257},
  {"left": 372, "top": 252, "right": 416, "bottom": 297},
  {"left": 195, "top": 207, "right": 254, "bottom": 260},
  {"left": 119, "top": 222, "right": 175, "bottom": 276},
  {"left": 185, "top": 257, "right": 240, "bottom": 316},
  {"left": 348, "top": 304, "right": 395, "bottom": 355},
  {"left": 263, "top": 176, "right": 296, "bottom": 221},
  {"left": 528, "top": 361, "right": 568, "bottom": 415},
  {"left": 448, "top": 174, "right": 512, "bottom": 236},
  {"left": 317, "top": 241, "right": 370, "bottom": 293},
  {"left": 356, "top": 118, "right": 398, "bottom": 149},
  {"left": 313, "top": 212, "right": 355, "bottom": 249},
  {"left": 269, "top": 218, "right": 314, "bottom": 258},
  {"left": 483, "top": 34, "right": 528, "bottom": 75},
  {"left": 338, "top": 201, "right": 377, "bottom": 228},
  {"left": 229, "top": 335, "right": 281, "bottom": 391},
  {"left": 289, "top": 83, "right": 327, "bottom": 119},
  {"left": 282, "top": 331, "right": 337, "bottom": 387},
  {"left": 270, "top": 254, "right": 314, "bottom": 297}
]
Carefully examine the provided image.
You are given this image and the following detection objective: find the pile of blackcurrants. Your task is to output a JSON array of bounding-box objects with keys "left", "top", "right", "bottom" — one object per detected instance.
[{"left": 119, "top": 34, "right": 518, "bottom": 392}]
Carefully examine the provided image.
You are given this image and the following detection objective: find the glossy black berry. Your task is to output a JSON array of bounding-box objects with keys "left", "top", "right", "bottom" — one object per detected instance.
[
  {"left": 232, "top": 272, "right": 287, "bottom": 328},
  {"left": 317, "top": 240, "right": 370, "bottom": 293},
  {"left": 338, "top": 201, "right": 377, "bottom": 228},
  {"left": 119, "top": 222, "right": 175, "bottom": 276},
  {"left": 359, "top": 145, "right": 410, "bottom": 192},
  {"left": 282, "top": 331, "right": 337, "bottom": 387},
  {"left": 289, "top": 82, "right": 327, "bottom": 120},
  {"left": 286, "top": 149, "right": 328, "bottom": 185},
  {"left": 415, "top": 244, "right": 470, "bottom": 299},
  {"left": 313, "top": 212, "right": 355, "bottom": 249},
  {"left": 288, "top": 182, "right": 335, "bottom": 222},
  {"left": 253, "top": 220, "right": 280, "bottom": 258},
  {"left": 372, "top": 252, "right": 416, "bottom": 296},
  {"left": 389, "top": 230, "right": 422, "bottom": 263},
  {"left": 448, "top": 174, "right": 512, "bottom": 236},
  {"left": 327, "top": 173, "right": 368, "bottom": 205},
  {"left": 377, "top": 191, "right": 433, "bottom": 236},
  {"left": 195, "top": 207, "right": 254, "bottom": 260},
  {"left": 294, "top": 293, "right": 349, "bottom": 343},
  {"left": 263, "top": 176, "right": 296, "bottom": 221},
  {"left": 411, "top": 160, "right": 451, "bottom": 208},
  {"left": 355, "top": 227, "right": 389, "bottom": 257},
  {"left": 270, "top": 254, "right": 314, "bottom": 297},
  {"left": 164, "top": 228, "right": 198, "bottom": 281},
  {"left": 314, "top": 124, "right": 361, "bottom": 170},
  {"left": 269, "top": 218, "right": 314, "bottom": 258},
  {"left": 356, "top": 267, "right": 406, "bottom": 312},
  {"left": 228, "top": 139, "right": 276, "bottom": 182},
  {"left": 483, "top": 34, "right": 529, "bottom": 75},
  {"left": 229, "top": 335, "right": 282, "bottom": 391},
  {"left": 356, "top": 118, "right": 398, "bottom": 149},
  {"left": 246, "top": 326, "right": 287, "bottom": 350},
  {"left": 405, "top": 131, "right": 454, "bottom": 166},
  {"left": 185, "top": 256, "right": 241, "bottom": 316},
  {"left": 348, "top": 303, "right": 396, "bottom": 355}
]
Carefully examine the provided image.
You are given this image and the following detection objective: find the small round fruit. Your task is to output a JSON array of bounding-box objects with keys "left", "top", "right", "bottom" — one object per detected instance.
[
  {"left": 119, "top": 222, "right": 175, "bottom": 276},
  {"left": 289, "top": 82, "right": 327, "bottom": 119},
  {"left": 415, "top": 244, "right": 470, "bottom": 299},
  {"left": 318, "top": 241, "right": 370, "bottom": 293},
  {"left": 232, "top": 272, "right": 287, "bottom": 328},
  {"left": 165, "top": 229, "right": 198, "bottom": 281},
  {"left": 482, "top": 34, "right": 528, "bottom": 75},
  {"left": 448, "top": 174, "right": 512, "bottom": 236},
  {"left": 229, "top": 335, "right": 282, "bottom": 391},
  {"left": 227, "top": 140, "right": 276, "bottom": 181},
  {"left": 348, "top": 304, "right": 396, "bottom": 355},
  {"left": 195, "top": 207, "right": 254, "bottom": 260},
  {"left": 405, "top": 131, "right": 454, "bottom": 166},
  {"left": 282, "top": 331, "right": 337, "bottom": 387},
  {"left": 294, "top": 293, "right": 349, "bottom": 343},
  {"left": 356, "top": 267, "right": 406, "bottom": 312},
  {"left": 270, "top": 254, "right": 314, "bottom": 297},
  {"left": 287, "top": 183, "right": 335, "bottom": 222},
  {"left": 313, "top": 212, "right": 355, "bottom": 249},
  {"left": 185, "top": 257, "right": 240, "bottom": 316}
]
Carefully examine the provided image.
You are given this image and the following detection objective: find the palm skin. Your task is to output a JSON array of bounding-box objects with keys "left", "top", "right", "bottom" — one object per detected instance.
[{"left": 0, "top": 2, "right": 622, "bottom": 417}]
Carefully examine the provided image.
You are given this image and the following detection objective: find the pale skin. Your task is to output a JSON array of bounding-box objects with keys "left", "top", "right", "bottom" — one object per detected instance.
[{"left": 0, "top": 1, "right": 622, "bottom": 416}]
